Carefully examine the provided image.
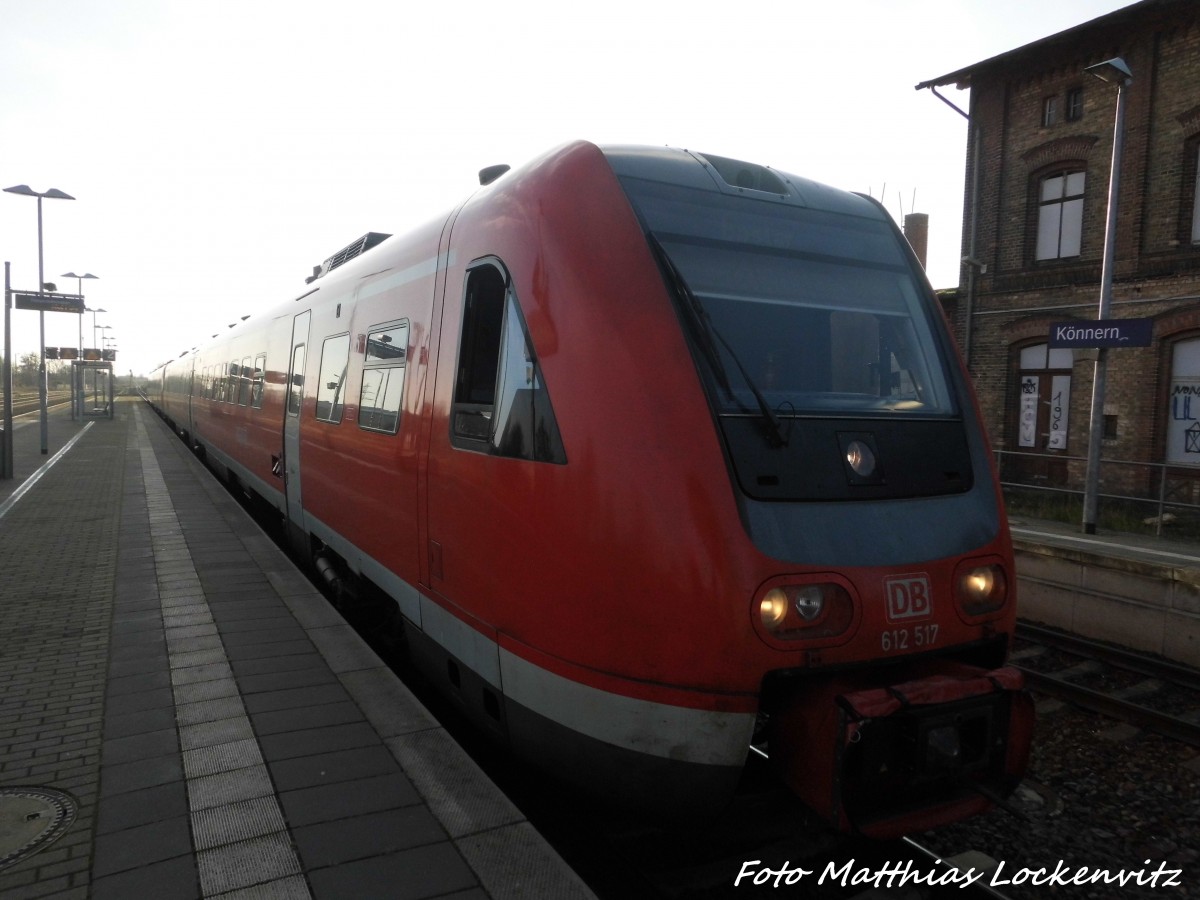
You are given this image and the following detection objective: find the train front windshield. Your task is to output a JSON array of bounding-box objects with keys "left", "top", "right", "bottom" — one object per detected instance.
[{"left": 621, "top": 176, "right": 956, "bottom": 420}]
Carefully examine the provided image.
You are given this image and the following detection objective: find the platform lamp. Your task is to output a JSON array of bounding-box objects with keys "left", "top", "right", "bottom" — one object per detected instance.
[
  {"left": 87, "top": 306, "right": 107, "bottom": 352},
  {"left": 94, "top": 325, "right": 114, "bottom": 405},
  {"left": 64, "top": 273, "right": 98, "bottom": 419},
  {"left": 63, "top": 272, "right": 98, "bottom": 356},
  {"left": 3, "top": 184, "right": 75, "bottom": 454},
  {"left": 1080, "top": 57, "right": 1132, "bottom": 535}
]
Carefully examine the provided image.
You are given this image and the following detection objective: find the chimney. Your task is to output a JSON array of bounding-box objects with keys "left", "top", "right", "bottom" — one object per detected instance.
[{"left": 903, "top": 213, "right": 929, "bottom": 270}]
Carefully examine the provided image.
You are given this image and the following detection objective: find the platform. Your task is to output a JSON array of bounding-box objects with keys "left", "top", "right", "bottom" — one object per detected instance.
[
  {"left": 0, "top": 398, "right": 593, "bottom": 899},
  {"left": 1009, "top": 514, "right": 1200, "bottom": 667}
]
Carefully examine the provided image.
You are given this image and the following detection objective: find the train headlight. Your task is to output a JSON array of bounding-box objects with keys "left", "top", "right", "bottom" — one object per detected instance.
[
  {"left": 844, "top": 440, "right": 876, "bottom": 479},
  {"left": 759, "top": 589, "right": 789, "bottom": 629},
  {"left": 954, "top": 561, "right": 1008, "bottom": 618},
  {"left": 793, "top": 585, "right": 825, "bottom": 620},
  {"left": 754, "top": 579, "right": 856, "bottom": 643}
]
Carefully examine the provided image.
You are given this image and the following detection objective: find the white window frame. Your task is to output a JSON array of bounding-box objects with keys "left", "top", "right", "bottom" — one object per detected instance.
[
  {"left": 1042, "top": 96, "right": 1058, "bottom": 127},
  {"left": 1036, "top": 170, "right": 1085, "bottom": 261},
  {"left": 1191, "top": 145, "right": 1200, "bottom": 244}
]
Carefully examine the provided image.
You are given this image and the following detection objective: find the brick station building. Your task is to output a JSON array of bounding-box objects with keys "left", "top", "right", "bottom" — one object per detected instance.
[{"left": 917, "top": 0, "right": 1200, "bottom": 513}]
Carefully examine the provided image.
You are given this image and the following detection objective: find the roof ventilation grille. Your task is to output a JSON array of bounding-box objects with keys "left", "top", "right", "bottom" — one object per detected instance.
[
  {"left": 699, "top": 153, "right": 788, "bottom": 195},
  {"left": 306, "top": 232, "right": 392, "bottom": 283}
]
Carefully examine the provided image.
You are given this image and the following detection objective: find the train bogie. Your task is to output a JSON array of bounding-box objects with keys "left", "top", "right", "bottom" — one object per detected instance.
[{"left": 152, "top": 140, "right": 1032, "bottom": 833}]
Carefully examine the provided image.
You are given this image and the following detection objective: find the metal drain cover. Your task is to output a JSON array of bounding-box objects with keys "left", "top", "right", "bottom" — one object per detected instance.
[{"left": 0, "top": 787, "right": 77, "bottom": 871}]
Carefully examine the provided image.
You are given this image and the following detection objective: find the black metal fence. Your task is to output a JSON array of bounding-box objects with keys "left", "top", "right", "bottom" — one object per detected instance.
[{"left": 995, "top": 448, "right": 1200, "bottom": 538}]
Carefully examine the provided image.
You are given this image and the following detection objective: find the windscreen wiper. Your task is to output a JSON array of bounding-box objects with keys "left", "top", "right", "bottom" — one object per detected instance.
[{"left": 647, "top": 235, "right": 789, "bottom": 448}]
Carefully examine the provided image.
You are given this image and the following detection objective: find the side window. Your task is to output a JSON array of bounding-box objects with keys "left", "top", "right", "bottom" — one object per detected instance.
[
  {"left": 287, "top": 345, "right": 305, "bottom": 417},
  {"left": 228, "top": 359, "right": 240, "bottom": 403},
  {"left": 315, "top": 334, "right": 350, "bottom": 423},
  {"left": 251, "top": 354, "right": 266, "bottom": 409},
  {"left": 218, "top": 362, "right": 229, "bottom": 403},
  {"left": 1036, "top": 169, "right": 1085, "bottom": 260},
  {"left": 451, "top": 261, "right": 566, "bottom": 463},
  {"left": 359, "top": 321, "right": 408, "bottom": 434},
  {"left": 238, "top": 355, "right": 252, "bottom": 406}
]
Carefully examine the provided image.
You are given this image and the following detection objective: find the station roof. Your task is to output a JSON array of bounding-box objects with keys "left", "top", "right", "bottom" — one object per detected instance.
[{"left": 914, "top": 0, "right": 1179, "bottom": 91}]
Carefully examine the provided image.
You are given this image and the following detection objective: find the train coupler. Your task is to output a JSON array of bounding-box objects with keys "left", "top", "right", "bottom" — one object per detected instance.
[{"left": 770, "top": 662, "right": 1034, "bottom": 839}]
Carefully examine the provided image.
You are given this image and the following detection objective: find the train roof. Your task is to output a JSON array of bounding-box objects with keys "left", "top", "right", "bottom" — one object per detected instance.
[
  {"left": 153, "top": 142, "right": 885, "bottom": 372},
  {"left": 599, "top": 144, "right": 884, "bottom": 221}
]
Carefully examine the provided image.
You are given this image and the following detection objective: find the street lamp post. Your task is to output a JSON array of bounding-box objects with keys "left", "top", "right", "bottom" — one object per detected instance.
[
  {"left": 93, "top": 323, "right": 112, "bottom": 408},
  {"left": 89, "top": 308, "right": 107, "bottom": 350},
  {"left": 3, "top": 184, "right": 75, "bottom": 454},
  {"left": 1081, "top": 57, "right": 1133, "bottom": 535},
  {"left": 84, "top": 305, "right": 107, "bottom": 416},
  {"left": 63, "top": 272, "right": 98, "bottom": 357}
]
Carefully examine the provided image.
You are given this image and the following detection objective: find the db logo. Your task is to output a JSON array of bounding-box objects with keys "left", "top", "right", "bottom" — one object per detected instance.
[{"left": 885, "top": 574, "right": 933, "bottom": 622}]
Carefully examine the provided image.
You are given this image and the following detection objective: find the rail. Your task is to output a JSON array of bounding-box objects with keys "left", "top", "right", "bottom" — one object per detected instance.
[
  {"left": 1012, "top": 622, "right": 1200, "bottom": 748},
  {"left": 0, "top": 390, "right": 74, "bottom": 418}
]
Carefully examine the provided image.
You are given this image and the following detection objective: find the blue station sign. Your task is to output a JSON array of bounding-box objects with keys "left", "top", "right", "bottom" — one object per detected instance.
[{"left": 1048, "top": 318, "right": 1154, "bottom": 349}]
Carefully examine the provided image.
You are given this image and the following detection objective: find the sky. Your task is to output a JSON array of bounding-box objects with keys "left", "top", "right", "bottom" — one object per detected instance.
[{"left": 0, "top": 0, "right": 1134, "bottom": 379}]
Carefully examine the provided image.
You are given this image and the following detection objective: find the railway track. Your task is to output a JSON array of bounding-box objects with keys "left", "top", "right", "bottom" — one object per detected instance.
[
  {"left": 1012, "top": 622, "right": 1200, "bottom": 747},
  {"left": 0, "top": 390, "right": 73, "bottom": 417}
]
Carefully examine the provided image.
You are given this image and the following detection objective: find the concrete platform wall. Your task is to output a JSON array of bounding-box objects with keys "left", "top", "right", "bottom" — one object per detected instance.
[{"left": 1015, "top": 542, "right": 1200, "bottom": 668}]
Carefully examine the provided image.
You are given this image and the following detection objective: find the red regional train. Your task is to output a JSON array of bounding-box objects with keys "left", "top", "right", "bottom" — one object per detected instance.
[{"left": 152, "top": 140, "right": 1033, "bottom": 837}]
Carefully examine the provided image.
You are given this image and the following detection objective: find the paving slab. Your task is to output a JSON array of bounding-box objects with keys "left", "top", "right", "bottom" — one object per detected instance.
[{"left": 0, "top": 398, "right": 593, "bottom": 899}]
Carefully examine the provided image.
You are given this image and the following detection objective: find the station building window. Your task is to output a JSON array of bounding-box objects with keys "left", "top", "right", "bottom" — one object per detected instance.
[
  {"left": 1042, "top": 96, "right": 1058, "bottom": 127},
  {"left": 1066, "top": 87, "right": 1084, "bottom": 121},
  {"left": 1166, "top": 336, "right": 1200, "bottom": 467},
  {"left": 1191, "top": 143, "right": 1200, "bottom": 244},
  {"left": 1017, "top": 342, "right": 1074, "bottom": 450},
  {"left": 1035, "top": 169, "right": 1086, "bottom": 260},
  {"left": 1008, "top": 341, "right": 1074, "bottom": 486},
  {"left": 451, "top": 261, "right": 566, "bottom": 463}
]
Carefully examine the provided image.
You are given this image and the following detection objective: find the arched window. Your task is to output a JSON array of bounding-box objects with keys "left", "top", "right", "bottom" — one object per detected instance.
[
  {"left": 1036, "top": 169, "right": 1086, "bottom": 260},
  {"left": 1017, "top": 343, "right": 1074, "bottom": 450},
  {"left": 1166, "top": 336, "right": 1200, "bottom": 466},
  {"left": 1191, "top": 142, "right": 1200, "bottom": 244}
]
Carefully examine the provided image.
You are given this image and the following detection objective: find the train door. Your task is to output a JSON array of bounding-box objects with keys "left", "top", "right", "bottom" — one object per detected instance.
[{"left": 283, "top": 310, "right": 311, "bottom": 543}]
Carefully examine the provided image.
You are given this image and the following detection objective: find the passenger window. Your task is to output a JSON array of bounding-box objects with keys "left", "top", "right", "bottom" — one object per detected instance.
[
  {"left": 287, "top": 345, "right": 305, "bottom": 416},
  {"left": 451, "top": 261, "right": 566, "bottom": 463},
  {"left": 228, "top": 360, "right": 240, "bottom": 403},
  {"left": 238, "top": 355, "right": 252, "bottom": 406},
  {"left": 315, "top": 334, "right": 350, "bottom": 423},
  {"left": 251, "top": 354, "right": 266, "bottom": 409},
  {"left": 359, "top": 321, "right": 408, "bottom": 434},
  {"left": 366, "top": 324, "right": 408, "bottom": 364}
]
